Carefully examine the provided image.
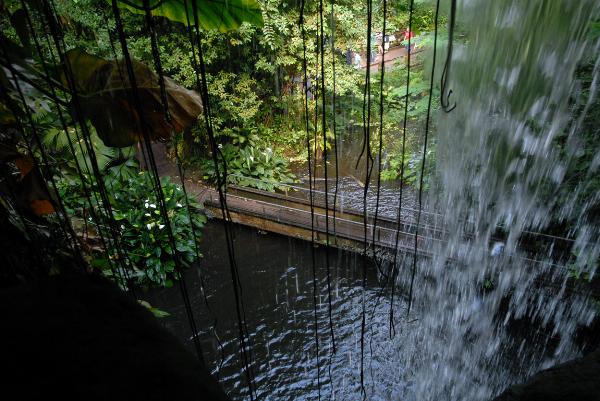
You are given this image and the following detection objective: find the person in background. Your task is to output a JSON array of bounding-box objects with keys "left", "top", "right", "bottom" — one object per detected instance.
[
  {"left": 353, "top": 51, "right": 362, "bottom": 69},
  {"left": 346, "top": 49, "right": 353, "bottom": 65},
  {"left": 403, "top": 27, "right": 415, "bottom": 54},
  {"left": 385, "top": 33, "right": 396, "bottom": 53},
  {"left": 376, "top": 32, "right": 384, "bottom": 59},
  {"left": 370, "top": 33, "right": 378, "bottom": 63}
]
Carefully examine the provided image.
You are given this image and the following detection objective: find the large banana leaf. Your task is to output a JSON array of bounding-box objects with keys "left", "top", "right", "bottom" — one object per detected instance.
[
  {"left": 58, "top": 49, "right": 203, "bottom": 148},
  {"left": 112, "top": 0, "right": 263, "bottom": 32}
]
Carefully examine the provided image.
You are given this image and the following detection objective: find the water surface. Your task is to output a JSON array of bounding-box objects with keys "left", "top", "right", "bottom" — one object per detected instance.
[{"left": 143, "top": 222, "right": 408, "bottom": 401}]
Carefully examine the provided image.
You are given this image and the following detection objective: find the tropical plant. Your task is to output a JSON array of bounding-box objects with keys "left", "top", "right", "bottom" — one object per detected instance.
[
  {"left": 308, "top": 128, "right": 335, "bottom": 161},
  {"left": 57, "top": 171, "right": 207, "bottom": 288},
  {"left": 380, "top": 141, "right": 436, "bottom": 190},
  {"left": 111, "top": 0, "right": 263, "bottom": 32},
  {"left": 42, "top": 123, "right": 138, "bottom": 175},
  {"left": 53, "top": 49, "right": 204, "bottom": 148},
  {"left": 200, "top": 143, "right": 295, "bottom": 191}
]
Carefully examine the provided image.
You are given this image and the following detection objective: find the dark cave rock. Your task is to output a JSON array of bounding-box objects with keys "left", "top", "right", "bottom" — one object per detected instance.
[
  {"left": 0, "top": 272, "right": 230, "bottom": 401},
  {"left": 493, "top": 348, "right": 600, "bottom": 401}
]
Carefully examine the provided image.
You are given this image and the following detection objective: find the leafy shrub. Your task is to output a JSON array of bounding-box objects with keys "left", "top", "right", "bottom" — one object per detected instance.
[
  {"left": 200, "top": 143, "right": 296, "bottom": 192},
  {"left": 380, "top": 142, "right": 436, "bottom": 190},
  {"left": 58, "top": 171, "right": 206, "bottom": 288}
]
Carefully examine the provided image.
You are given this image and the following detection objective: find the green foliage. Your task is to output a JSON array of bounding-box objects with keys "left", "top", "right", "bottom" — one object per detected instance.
[
  {"left": 382, "top": 68, "right": 436, "bottom": 121},
  {"left": 592, "top": 298, "right": 600, "bottom": 313},
  {"left": 111, "top": 173, "right": 206, "bottom": 287},
  {"left": 201, "top": 143, "right": 295, "bottom": 191},
  {"left": 58, "top": 171, "right": 207, "bottom": 288},
  {"left": 112, "top": 0, "right": 263, "bottom": 32},
  {"left": 3, "top": 0, "right": 449, "bottom": 200},
  {"left": 207, "top": 72, "right": 263, "bottom": 130},
  {"left": 544, "top": 53, "right": 600, "bottom": 233},
  {"left": 567, "top": 269, "right": 592, "bottom": 282},
  {"left": 393, "top": 0, "right": 448, "bottom": 34},
  {"left": 373, "top": 43, "right": 442, "bottom": 189},
  {"left": 42, "top": 125, "right": 137, "bottom": 173},
  {"left": 590, "top": 20, "right": 600, "bottom": 39},
  {"left": 309, "top": 128, "right": 335, "bottom": 159},
  {"left": 380, "top": 142, "right": 436, "bottom": 191},
  {"left": 46, "top": 0, "right": 445, "bottom": 189},
  {"left": 138, "top": 300, "right": 171, "bottom": 318}
]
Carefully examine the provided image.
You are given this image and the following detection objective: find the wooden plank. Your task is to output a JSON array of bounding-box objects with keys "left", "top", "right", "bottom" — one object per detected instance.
[
  {"left": 228, "top": 184, "right": 445, "bottom": 237},
  {"left": 203, "top": 190, "right": 438, "bottom": 255},
  {"left": 200, "top": 187, "right": 573, "bottom": 273}
]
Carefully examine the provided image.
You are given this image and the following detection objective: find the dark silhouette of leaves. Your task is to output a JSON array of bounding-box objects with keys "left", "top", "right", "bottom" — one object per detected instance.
[{"left": 59, "top": 49, "right": 203, "bottom": 148}]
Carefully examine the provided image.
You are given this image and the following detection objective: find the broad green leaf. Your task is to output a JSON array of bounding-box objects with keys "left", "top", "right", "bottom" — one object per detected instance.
[{"left": 112, "top": 0, "right": 263, "bottom": 32}]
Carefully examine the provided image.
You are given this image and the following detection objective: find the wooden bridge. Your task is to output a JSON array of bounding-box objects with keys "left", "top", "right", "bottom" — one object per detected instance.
[
  {"left": 151, "top": 145, "right": 594, "bottom": 297},
  {"left": 200, "top": 180, "right": 600, "bottom": 300},
  {"left": 198, "top": 178, "right": 577, "bottom": 271},
  {"left": 152, "top": 146, "right": 575, "bottom": 268},
  {"left": 201, "top": 182, "right": 442, "bottom": 255}
]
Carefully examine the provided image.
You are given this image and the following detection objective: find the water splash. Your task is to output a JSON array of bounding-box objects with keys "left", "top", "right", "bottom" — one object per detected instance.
[{"left": 402, "top": 0, "right": 600, "bottom": 399}]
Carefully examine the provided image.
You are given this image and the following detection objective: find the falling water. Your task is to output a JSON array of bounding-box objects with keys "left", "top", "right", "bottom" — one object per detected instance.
[{"left": 399, "top": 0, "right": 600, "bottom": 400}]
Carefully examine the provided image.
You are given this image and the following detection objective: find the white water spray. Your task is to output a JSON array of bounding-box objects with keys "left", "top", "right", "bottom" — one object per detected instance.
[{"left": 400, "top": 1, "right": 600, "bottom": 400}]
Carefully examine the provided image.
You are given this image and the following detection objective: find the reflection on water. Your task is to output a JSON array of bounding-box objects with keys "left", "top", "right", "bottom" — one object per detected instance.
[
  {"left": 303, "top": 176, "right": 419, "bottom": 222},
  {"left": 142, "top": 222, "right": 408, "bottom": 400},
  {"left": 293, "top": 129, "right": 420, "bottom": 221}
]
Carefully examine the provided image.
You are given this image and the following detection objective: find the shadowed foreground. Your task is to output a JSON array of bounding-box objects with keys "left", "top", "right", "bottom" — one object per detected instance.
[
  {"left": 493, "top": 348, "right": 600, "bottom": 401},
  {"left": 0, "top": 272, "right": 230, "bottom": 401}
]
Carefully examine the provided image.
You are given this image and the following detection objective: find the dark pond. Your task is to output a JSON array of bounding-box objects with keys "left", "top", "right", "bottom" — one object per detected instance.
[{"left": 142, "top": 221, "right": 409, "bottom": 400}]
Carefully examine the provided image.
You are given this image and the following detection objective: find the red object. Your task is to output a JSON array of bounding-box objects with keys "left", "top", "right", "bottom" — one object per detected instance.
[{"left": 403, "top": 29, "right": 415, "bottom": 41}]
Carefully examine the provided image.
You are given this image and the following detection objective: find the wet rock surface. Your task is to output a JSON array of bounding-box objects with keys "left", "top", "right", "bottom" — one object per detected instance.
[{"left": 493, "top": 348, "right": 600, "bottom": 401}]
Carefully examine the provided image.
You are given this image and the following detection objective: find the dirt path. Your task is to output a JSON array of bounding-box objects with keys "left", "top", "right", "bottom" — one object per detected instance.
[{"left": 361, "top": 45, "right": 423, "bottom": 73}]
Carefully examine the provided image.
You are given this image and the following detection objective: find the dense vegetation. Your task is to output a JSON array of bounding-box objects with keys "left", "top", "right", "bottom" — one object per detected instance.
[
  {"left": 33, "top": 0, "right": 444, "bottom": 179},
  {"left": 0, "top": 0, "right": 447, "bottom": 287},
  {"left": 2, "top": 0, "right": 597, "bottom": 291}
]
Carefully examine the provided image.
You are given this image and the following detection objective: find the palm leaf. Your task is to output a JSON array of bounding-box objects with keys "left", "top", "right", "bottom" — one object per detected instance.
[{"left": 41, "top": 128, "right": 76, "bottom": 151}]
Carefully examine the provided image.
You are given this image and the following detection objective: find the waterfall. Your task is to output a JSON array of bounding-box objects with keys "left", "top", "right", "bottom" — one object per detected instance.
[{"left": 400, "top": 0, "right": 600, "bottom": 400}]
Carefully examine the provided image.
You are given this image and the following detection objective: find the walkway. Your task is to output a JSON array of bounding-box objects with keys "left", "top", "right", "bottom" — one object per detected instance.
[
  {"left": 150, "top": 143, "right": 436, "bottom": 254},
  {"left": 361, "top": 45, "right": 423, "bottom": 73},
  {"left": 202, "top": 184, "right": 440, "bottom": 254}
]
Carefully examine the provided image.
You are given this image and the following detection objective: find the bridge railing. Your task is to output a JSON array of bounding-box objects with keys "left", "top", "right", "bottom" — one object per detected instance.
[
  {"left": 223, "top": 173, "right": 583, "bottom": 253},
  {"left": 226, "top": 173, "right": 444, "bottom": 222},
  {"left": 205, "top": 189, "right": 577, "bottom": 274}
]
